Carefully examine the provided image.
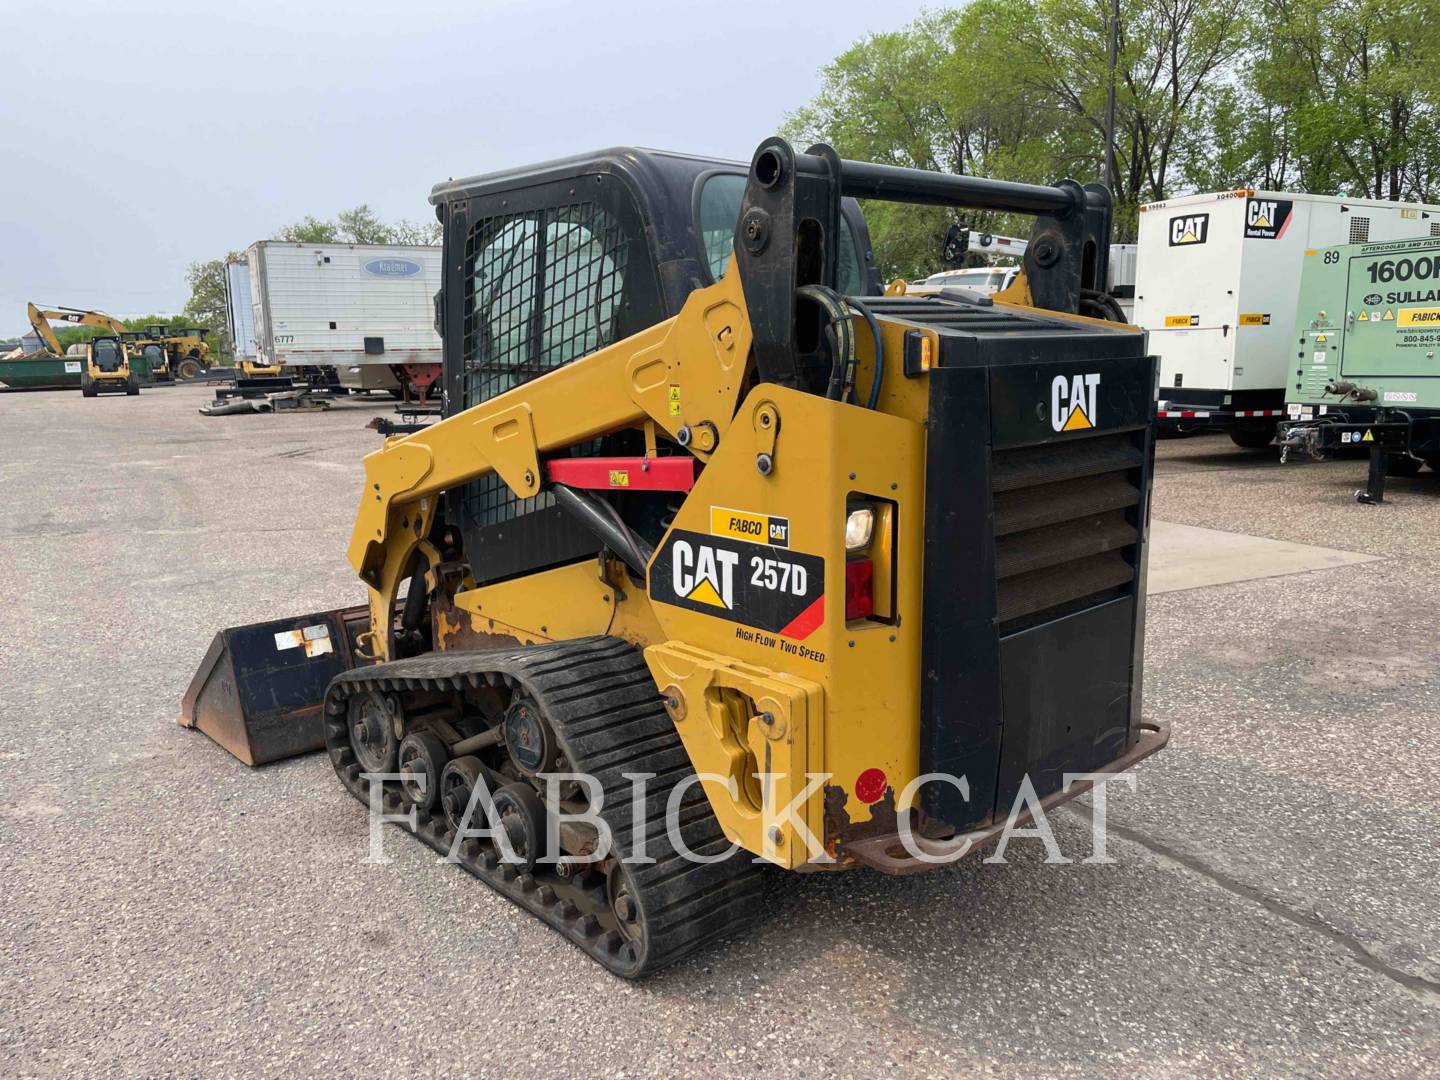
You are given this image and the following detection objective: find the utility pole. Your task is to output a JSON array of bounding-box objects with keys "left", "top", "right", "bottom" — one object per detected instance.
[{"left": 1103, "top": 0, "right": 1119, "bottom": 190}]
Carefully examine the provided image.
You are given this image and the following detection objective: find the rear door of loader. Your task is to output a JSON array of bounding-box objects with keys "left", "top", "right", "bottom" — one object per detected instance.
[{"left": 914, "top": 308, "right": 1156, "bottom": 831}]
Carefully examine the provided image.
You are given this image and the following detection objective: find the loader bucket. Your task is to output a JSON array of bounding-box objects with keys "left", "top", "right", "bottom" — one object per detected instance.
[{"left": 180, "top": 606, "right": 369, "bottom": 765}]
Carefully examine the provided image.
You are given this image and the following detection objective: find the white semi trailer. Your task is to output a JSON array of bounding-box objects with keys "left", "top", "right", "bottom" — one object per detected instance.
[
  {"left": 1134, "top": 190, "right": 1440, "bottom": 446},
  {"left": 223, "top": 259, "right": 259, "bottom": 366},
  {"left": 245, "top": 241, "right": 442, "bottom": 395}
]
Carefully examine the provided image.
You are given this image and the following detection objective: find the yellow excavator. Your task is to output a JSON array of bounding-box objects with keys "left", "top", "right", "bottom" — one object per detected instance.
[
  {"left": 0, "top": 304, "right": 137, "bottom": 392},
  {"left": 26, "top": 303, "right": 127, "bottom": 356},
  {"left": 183, "top": 137, "right": 1167, "bottom": 976}
]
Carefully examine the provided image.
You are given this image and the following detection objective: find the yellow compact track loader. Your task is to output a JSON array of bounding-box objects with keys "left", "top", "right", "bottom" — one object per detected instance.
[{"left": 183, "top": 137, "right": 1167, "bottom": 976}]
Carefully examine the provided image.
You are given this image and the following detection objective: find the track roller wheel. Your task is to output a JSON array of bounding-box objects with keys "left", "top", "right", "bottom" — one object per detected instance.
[
  {"left": 348, "top": 691, "right": 400, "bottom": 774},
  {"left": 439, "top": 756, "right": 484, "bottom": 832},
  {"left": 492, "top": 782, "right": 547, "bottom": 873},
  {"left": 398, "top": 731, "right": 449, "bottom": 811},
  {"left": 322, "top": 638, "right": 767, "bottom": 976}
]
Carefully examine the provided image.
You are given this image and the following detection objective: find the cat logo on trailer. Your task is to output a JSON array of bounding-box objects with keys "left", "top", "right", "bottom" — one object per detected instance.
[
  {"left": 1051, "top": 373, "right": 1101, "bottom": 432},
  {"left": 1169, "top": 213, "right": 1209, "bottom": 246},
  {"left": 1244, "top": 198, "right": 1293, "bottom": 240}
]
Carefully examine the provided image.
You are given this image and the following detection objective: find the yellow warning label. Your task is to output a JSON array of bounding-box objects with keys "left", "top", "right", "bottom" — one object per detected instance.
[
  {"left": 1383, "top": 309, "right": 1395, "bottom": 321},
  {"left": 1164, "top": 314, "right": 1198, "bottom": 328},
  {"left": 608, "top": 470, "right": 630, "bottom": 487},
  {"left": 1061, "top": 403, "right": 1094, "bottom": 431},
  {"left": 667, "top": 384, "right": 681, "bottom": 416},
  {"left": 1239, "top": 313, "right": 1270, "bottom": 326},
  {"left": 1398, "top": 307, "right": 1440, "bottom": 327},
  {"left": 1357, "top": 311, "right": 1369, "bottom": 322},
  {"left": 710, "top": 506, "right": 790, "bottom": 547},
  {"left": 1362, "top": 430, "right": 1374, "bottom": 442}
]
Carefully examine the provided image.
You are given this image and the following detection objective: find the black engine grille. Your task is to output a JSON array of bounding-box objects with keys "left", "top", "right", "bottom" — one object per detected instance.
[{"left": 992, "top": 431, "right": 1145, "bottom": 628}]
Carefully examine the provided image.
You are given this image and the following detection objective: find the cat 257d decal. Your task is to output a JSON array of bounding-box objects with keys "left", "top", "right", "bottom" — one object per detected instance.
[{"left": 649, "top": 530, "right": 825, "bottom": 640}]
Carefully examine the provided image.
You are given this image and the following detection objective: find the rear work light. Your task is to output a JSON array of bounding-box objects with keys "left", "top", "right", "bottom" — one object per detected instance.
[{"left": 844, "top": 506, "right": 875, "bottom": 551}]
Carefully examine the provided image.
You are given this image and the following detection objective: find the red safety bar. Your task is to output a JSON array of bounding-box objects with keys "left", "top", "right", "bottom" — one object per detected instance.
[{"left": 546, "top": 457, "right": 695, "bottom": 492}]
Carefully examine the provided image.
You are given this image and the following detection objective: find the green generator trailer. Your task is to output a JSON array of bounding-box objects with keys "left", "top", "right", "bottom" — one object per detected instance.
[{"left": 1278, "top": 234, "right": 1440, "bottom": 502}]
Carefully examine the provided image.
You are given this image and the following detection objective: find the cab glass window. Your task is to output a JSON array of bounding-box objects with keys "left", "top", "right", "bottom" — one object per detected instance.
[{"left": 466, "top": 204, "right": 629, "bottom": 406}]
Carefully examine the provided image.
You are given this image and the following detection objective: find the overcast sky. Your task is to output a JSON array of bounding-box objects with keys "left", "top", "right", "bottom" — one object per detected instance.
[{"left": 0, "top": 0, "right": 934, "bottom": 336}]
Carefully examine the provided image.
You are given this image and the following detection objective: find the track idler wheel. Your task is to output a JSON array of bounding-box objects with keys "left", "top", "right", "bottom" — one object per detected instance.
[
  {"left": 398, "top": 731, "right": 449, "bottom": 811},
  {"left": 348, "top": 691, "right": 400, "bottom": 773},
  {"left": 492, "top": 782, "right": 547, "bottom": 873},
  {"left": 606, "top": 863, "right": 644, "bottom": 945},
  {"left": 502, "top": 693, "right": 557, "bottom": 778},
  {"left": 439, "top": 756, "right": 485, "bottom": 832}
]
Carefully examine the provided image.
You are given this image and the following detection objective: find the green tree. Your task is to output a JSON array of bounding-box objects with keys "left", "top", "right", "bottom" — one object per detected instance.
[
  {"left": 275, "top": 215, "right": 340, "bottom": 243},
  {"left": 336, "top": 204, "right": 394, "bottom": 244},
  {"left": 180, "top": 253, "right": 241, "bottom": 360},
  {"left": 1202, "top": 0, "right": 1440, "bottom": 200},
  {"left": 390, "top": 217, "right": 443, "bottom": 245},
  {"left": 786, "top": 0, "right": 1255, "bottom": 272}
]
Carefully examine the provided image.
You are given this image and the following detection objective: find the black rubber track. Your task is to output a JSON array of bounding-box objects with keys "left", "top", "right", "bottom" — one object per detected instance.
[{"left": 322, "top": 635, "right": 766, "bottom": 977}]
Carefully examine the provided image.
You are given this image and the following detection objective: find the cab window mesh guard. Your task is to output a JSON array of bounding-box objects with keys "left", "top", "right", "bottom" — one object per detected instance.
[{"left": 460, "top": 200, "right": 630, "bottom": 526}]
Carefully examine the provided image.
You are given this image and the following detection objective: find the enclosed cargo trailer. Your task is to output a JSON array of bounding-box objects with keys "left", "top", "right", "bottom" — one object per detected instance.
[{"left": 245, "top": 241, "right": 442, "bottom": 394}]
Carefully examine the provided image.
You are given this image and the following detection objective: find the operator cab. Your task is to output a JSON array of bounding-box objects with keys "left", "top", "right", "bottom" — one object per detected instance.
[
  {"left": 90, "top": 336, "right": 126, "bottom": 373},
  {"left": 429, "top": 148, "right": 880, "bottom": 586}
]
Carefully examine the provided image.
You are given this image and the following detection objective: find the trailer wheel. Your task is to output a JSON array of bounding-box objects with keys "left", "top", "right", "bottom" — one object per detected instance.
[
  {"left": 1386, "top": 454, "right": 1423, "bottom": 477},
  {"left": 1229, "top": 425, "right": 1275, "bottom": 450}
]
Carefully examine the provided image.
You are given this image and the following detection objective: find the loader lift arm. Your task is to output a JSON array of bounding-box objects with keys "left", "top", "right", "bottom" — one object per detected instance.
[
  {"left": 26, "top": 303, "right": 128, "bottom": 356},
  {"left": 348, "top": 268, "right": 757, "bottom": 657}
]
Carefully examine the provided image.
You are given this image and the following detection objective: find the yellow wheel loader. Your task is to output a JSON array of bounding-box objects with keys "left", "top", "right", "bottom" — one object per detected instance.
[
  {"left": 121, "top": 331, "right": 175, "bottom": 382},
  {"left": 161, "top": 325, "right": 213, "bottom": 380},
  {"left": 80, "top": 335, "right": 140, "bottom": 396},
  {"left": 183, "top": 137, "right": 1167, "bottom": 976}
]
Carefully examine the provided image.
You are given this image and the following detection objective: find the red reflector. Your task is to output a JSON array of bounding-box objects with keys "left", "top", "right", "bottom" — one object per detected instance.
[
  {"left": 844, "top": 558, "right": 873, "bottom": 621},
  {"left": 855, "top": 767, "right": 887, "bottom": 804}
]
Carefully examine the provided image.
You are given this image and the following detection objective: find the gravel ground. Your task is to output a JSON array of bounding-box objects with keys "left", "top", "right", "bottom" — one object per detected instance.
[{"left": 0, "top": 385, "right": 1436, "bottom": 1078}]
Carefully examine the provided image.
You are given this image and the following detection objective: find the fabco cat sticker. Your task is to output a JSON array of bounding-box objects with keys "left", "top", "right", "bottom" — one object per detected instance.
[
  {"left": 1051, "top": 373, "right": 1100, "bottom": 432},
  {"left": 710, "top": 506, "right": 790, "bottom": 548},
  {"left": 650, "top": 530, "right": 824, "bottom": 640}
]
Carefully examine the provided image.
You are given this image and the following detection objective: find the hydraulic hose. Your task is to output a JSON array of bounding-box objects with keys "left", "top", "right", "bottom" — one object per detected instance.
[
  {"left": 551, "top": 483, "right": 653, "bottom": 578},
  {"left": 1080, "top": 288, "right": 1128, "bottom": 323},
  {"left": 848, "top": 297, "right": 885, "bottom": 409},
  {"left": 796, "top": 284, "right": 856, "bottom": 401}
]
